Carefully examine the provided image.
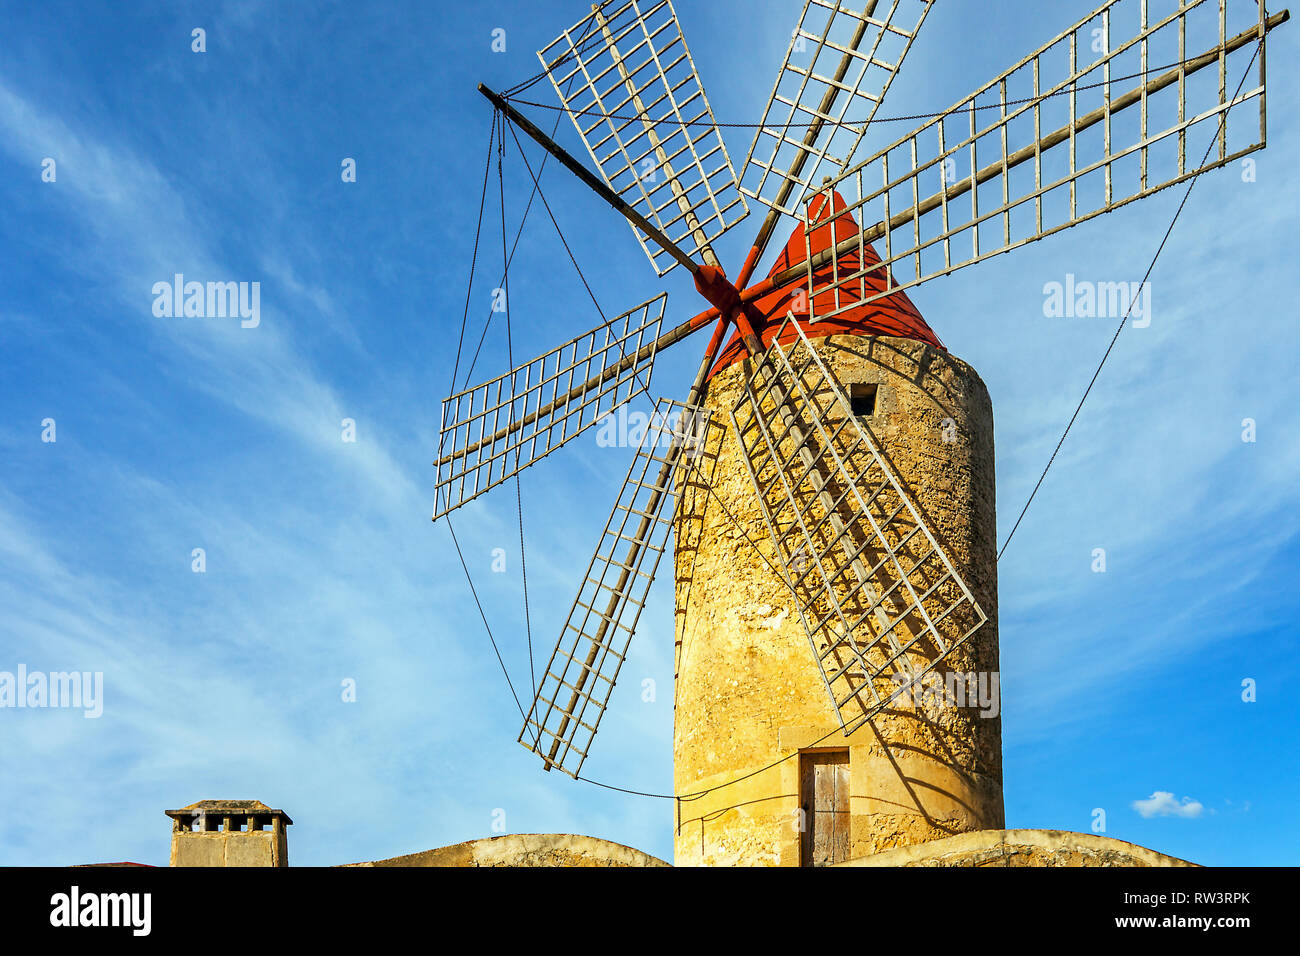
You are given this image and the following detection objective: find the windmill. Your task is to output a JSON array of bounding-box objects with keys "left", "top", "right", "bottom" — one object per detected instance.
[{"left": 433, "top": 0, "right": 1286, "bottom": 836}]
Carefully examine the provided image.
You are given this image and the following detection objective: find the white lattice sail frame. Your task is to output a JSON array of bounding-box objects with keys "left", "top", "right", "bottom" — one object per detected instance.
[
  {"left": 802, "top": 0, "right": 1271, "bottom": 320},
  {"left": 538, "top": 0, "right": 749, "bottom": 275}
]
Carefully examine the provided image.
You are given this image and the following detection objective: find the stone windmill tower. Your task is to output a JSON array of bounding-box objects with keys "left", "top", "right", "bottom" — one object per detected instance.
[
  {"left": 671, "top": 194, "right": 1001, "bottom": 866},
  {"left": 434, "top": 0, "right": 1284, "bottom": 866}
]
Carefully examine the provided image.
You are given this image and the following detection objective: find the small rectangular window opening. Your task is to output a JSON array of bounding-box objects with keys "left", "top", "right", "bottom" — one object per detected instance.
[{"left": 849, "top": 382, "right": 878, "bottom": 417}]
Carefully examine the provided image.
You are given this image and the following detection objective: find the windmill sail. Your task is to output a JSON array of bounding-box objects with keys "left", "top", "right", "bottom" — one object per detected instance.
[
  {"left": 434, "top": 294, "right": 665, "bottom": 521},
  {"left": 520, "top": 399, "right": 713, "bottom": 777},
  {"left": 537, "top": 0, "right": 749, "bottom": 275},
  {"left": 799, "top": 0, "right": 1275, "bottom": 320},
  {"left": 739, "top": 0, "right": 935, "bottom": 218},
  {"left": 729, "top": 316, "right": 986, "bottom": 733}
]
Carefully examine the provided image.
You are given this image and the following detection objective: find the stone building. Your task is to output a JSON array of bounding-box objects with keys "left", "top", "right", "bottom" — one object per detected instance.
[
  {"left": 672, "top": 333, "right": 1002, "bottom": 866},
  {"left": 667, "top": 194, "right": 1004, "bottom": 866}
]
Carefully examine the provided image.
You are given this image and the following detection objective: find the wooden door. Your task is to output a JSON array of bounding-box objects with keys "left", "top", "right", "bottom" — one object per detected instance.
[{"left": 800, "top": 750, "right": 850, "bottom": 866}]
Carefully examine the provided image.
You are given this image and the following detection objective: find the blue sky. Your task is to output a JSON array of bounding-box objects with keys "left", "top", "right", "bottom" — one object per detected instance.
[{"left": 1, "top": 0, "right": 1296, "bottom": 867}]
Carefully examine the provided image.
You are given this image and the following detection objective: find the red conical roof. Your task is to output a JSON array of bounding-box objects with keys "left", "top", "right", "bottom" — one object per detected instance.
[{"left": 709, "top": 191, "right": 943, "bottom": 378}]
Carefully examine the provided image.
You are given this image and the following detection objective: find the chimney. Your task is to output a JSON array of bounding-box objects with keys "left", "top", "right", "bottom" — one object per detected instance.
[{"left": 165, "top": 800, "right": 292, "bottom": 867}]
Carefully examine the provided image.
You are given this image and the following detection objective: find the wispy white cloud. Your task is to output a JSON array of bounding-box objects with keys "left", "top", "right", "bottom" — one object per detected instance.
[{"left": 1133, "top": 791, "right": 1205, "bottom": 819}]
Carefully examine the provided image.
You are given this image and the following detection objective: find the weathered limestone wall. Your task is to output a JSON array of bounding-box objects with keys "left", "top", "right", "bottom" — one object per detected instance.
[
  {"left": 344, "top": 834, "right": 670, "bottom": 867},
  {"left": 341, "top": 830, "right": 1192, "bottom": 868},
  {"left": 837, "top": 829, "right": 1197, "bottom": 867},
  {"left": 673, "top": 334, "right": 1003, "bottom": 866}
]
